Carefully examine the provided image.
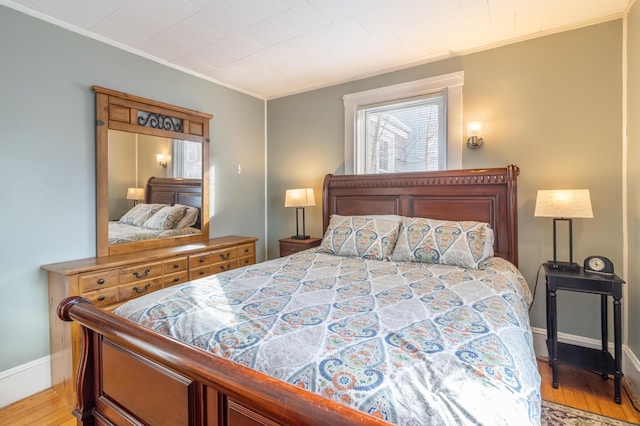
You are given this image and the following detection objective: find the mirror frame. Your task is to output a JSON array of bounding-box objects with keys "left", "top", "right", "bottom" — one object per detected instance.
[{"left": 94, "top": 86, "right": 212, "bottom": 257}]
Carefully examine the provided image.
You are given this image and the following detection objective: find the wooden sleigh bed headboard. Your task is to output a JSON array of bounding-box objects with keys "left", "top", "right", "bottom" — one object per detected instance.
[
  {"left": 322, "top": 165, "right": 519, "bottom": 266},
  {"left": 58, "top": 165, "right": 521, "bottom": 426},
  {"left": 145, "top": 176, "right": 203, "bottom": 229}
]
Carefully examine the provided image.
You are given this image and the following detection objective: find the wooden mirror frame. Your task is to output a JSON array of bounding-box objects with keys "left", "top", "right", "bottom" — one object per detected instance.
[{"left": 94, "top": 86, "right": 213, "bottom": 257}]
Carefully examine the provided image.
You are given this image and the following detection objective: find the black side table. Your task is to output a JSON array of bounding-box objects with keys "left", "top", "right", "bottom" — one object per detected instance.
[{"left": 544, "top": 264, "right": 625, "bottom": 403}]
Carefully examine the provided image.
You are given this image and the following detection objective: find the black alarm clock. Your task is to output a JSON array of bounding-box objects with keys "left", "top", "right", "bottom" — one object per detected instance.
[{"left": 583, "top": 256, "right": 614, "bottom": 275}]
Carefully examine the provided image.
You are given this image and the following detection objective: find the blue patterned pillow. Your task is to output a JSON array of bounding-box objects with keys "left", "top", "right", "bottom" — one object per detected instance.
[
  {"left": 142, "top": 205, "right": 187, "bottom": 230},
  {"left": 118, "top": 203, "right": 165, "bottom": 227},
  {"left": 318, "top": 215, "right": 401, "bottom": 260},
  {"left": 390, "top": 217, "right": 494, "bottom": 268}
]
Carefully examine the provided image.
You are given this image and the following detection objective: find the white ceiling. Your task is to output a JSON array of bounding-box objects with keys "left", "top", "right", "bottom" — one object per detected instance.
[{"left": 3, "top": 0, "right": 632, "bottom": 99}]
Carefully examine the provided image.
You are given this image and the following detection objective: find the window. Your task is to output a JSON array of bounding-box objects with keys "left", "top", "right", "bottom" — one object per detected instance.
[
  {"left": 171, "top": 139, "right": 202, "bottom": 178},
  {"left": 344, "top": 72, "right": 463, "bottom": 174}
]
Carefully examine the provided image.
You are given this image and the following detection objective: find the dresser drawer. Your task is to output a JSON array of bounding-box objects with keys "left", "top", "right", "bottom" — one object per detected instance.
[
  {"left": 79, "top": 269, "right": 120, "bottom": 293},
  {"left": 163, "top": 257, "right": 188, "bottom": 274},
  {"left": 82, "top": 287, "right": 119, "bottom": 308},
  {"left": 237, "top": 256, "right": 255, "bottom": 268},
  {"left": 237, "top": 243, "right": 254, "bottom": 258},
  {"left": 190, "top": 259, "right": 237, "bottom": 279},
  {"left": 189, "top": 248, "right": 237, "bottom": 268},
  {"left": 163, "top": 271, "right": 189, "bottom": 287},
  {"left": 119, "top": 262, "right": 162, "bottom": 284},
  {"left": 118, "top": 278, "right": 163, "bottom": 300}
]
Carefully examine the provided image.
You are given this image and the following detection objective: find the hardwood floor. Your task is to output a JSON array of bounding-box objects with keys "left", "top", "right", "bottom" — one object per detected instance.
[
  {"left": 540, "top": 358, "right": 640, "bottom": 423},
  {"left": 1, "top": 358, "right": 639, "bottom": 425}
]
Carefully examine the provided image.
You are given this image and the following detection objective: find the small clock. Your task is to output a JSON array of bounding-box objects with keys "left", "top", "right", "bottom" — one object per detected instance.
[{"left": 584, "top": 256, "right": 615, "bottom": 275}]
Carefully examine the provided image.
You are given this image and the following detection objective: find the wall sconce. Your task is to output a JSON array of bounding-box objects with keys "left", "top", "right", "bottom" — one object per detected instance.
[
  {"left": 126, "top": 187, "right": 145, "bottom": 205},
  {"left": 466, "top": 121, "right": 484, "bottom": 149},
  {"left": 284, "top": 188, "right": 316, "bottom": 240},
  {"left": 156, "top": 154, "right": 167, "bottom": 168},
  {"left": 534, "top": 189, "right": 593, "bottom": 271}
]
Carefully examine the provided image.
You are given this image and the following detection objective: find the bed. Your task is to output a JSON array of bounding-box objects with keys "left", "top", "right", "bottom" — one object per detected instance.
[
  {"left": 108, "top": 177, "right": 203, "bottom": 245},
  {"left": 58, "top": 165, "right": 541, "bottom": 425}
]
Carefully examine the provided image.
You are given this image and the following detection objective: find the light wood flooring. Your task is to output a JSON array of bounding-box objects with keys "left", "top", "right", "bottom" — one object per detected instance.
[{"left": 1, "top": 358, "right": 639, "bottom": 425}]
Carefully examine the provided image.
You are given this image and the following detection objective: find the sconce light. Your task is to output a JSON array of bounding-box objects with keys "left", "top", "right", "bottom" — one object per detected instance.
[
  {"left": 284, "top": 188, "right": 316, "bottom": 240},
  {"left": 466, "top": 121, "right": 484, "bottom": 149},
  {"left": 126, "top": 187, "right": 145, "bottom": 205},
  {"left": 156, "top": 154, "right": 167, "bottom": 168},
  {"left": 534, "top": 189, "right": 593, "bottom": 271}
]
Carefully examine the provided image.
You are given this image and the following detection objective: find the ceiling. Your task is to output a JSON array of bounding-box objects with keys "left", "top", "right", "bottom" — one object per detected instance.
[{"left": 4, "top": 0, "right": 632, "bottom": 99}]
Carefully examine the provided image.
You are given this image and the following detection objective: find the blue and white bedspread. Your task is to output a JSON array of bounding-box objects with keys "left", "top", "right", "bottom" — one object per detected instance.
[{"left": 115, "top": 251, "right": 541, "bottom": 425}]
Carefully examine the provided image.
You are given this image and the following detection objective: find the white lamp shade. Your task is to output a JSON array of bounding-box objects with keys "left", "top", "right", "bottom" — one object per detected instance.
[
  {"left": 534, "top": 189, "right": 593, "bottom": 218},
  {"left": 284, "top": 188, "right": 316, "bottom": 207},
  {"left": 126, "top": 187, "right": 145, "bottom": 201}
]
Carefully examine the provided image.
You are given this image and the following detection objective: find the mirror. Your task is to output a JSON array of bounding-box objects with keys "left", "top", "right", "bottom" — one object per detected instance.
[
  {"left": 94, "top": 86, "right": 212, "bottom": 257},
  {"left": 107, "top": 131, "right": 202, "bottom": 221}
]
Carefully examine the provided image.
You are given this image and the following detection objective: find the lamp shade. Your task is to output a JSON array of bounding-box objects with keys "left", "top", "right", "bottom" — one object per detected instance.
[
  {"left": 284, "top": 188, "right": 316, "bottom": 208},
  {"left": 466, "top": 121, "right": 482, "bottom": 137},
  {"left": 534, "top": 189, "right": 593, "bottom": 218},
  {"left": 126, "top": 187, "right": 145, "bottom": 201}
]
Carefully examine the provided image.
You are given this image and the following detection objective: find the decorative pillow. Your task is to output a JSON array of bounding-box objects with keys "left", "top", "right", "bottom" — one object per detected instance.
[
  {"left": 174, "top": 204, "right": 199, "bottom": 229},
  {"left": 317, "top": 215, "right": 401, "bottom": 260},
  {"left": 118, "top": 203, "right": 165, "bottom": 227},
  {"left": 142, "top": 205, "right": 187, "bottom": 231},
  {"left": 390, "top": 217, "right": 494, "bottom": 269}
]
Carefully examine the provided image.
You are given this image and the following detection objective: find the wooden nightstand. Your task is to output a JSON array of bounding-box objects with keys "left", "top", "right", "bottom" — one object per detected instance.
[
  {"left": 279, "top": 237, "right": 322, "bottom": 257},
  {"left": 544, "top": 263, "right": 625, "bottom": 403}
]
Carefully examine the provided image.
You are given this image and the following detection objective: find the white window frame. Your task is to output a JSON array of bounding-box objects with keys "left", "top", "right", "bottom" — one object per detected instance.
[{"left": 344, "top": 71, "right": 464, "bottom": 174}]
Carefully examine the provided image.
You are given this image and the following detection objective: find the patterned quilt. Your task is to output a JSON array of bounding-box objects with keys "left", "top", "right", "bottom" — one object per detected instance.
[
  {"left": 108, "top": 222, "right": 200, "bottom": 244},
  {"left": 115, "top": 250, "right": 541, "bottom": 425}
]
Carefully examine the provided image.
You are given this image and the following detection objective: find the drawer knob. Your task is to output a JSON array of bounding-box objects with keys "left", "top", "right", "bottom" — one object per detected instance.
[
  {"left": 244, "top": 248, "right": 249, "bottom": 253},
  {"left": 173, "top": 277, "right": 180, "bottom": 282},
  {"left": 220, "top": 264, "right": 230, "bottom": 271},
  {"left": 98, "top": 295, "right": 105, "bottom": 301},
  {"left": 173, "top": 263, "right": 179, "bottom": 268},
  {"left": 220, "top": 252, "right": 231, "bottom": 260},
  {"left": 133, "top": 268, "right": 151, "bottom": 279},
  {"left": 199, "top": 270, "right": 205, "bottom": 275},
  {"left": 97, "top": 278, "right": 105, "bottom": 285},
  {"left": 199, "top": 257, "right": 205, "bottom": 263},
  {"left": 133, "top": 283, "right": 151, "bottom": 294}
]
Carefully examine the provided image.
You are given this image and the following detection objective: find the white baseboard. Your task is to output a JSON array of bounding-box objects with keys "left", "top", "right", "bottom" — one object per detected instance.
[
  {"left": 0, "top": 356, "right": 51, "bottom": 408},
  {"left": 532, "top": 326, "right": 640, "bottom": 396}
]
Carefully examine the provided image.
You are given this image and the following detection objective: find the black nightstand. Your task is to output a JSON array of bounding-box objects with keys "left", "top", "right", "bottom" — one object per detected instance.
[
  {"left": 544, "top": 264, "right": 625, "bottom": 403},
  {"left": 279, "top": 237, "right": 322, "bottom": 257}
]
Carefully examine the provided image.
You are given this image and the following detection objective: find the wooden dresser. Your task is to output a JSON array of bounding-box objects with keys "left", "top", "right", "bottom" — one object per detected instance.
[{"left": 41, "top": 235, "right": 258, "bottom": 406}]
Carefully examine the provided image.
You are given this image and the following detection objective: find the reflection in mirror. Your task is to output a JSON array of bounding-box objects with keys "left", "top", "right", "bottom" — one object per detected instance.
[
  {"left": 107, "top": 130, "right": 204, "bottom": 247},
  {"left": 108, "top": 131, "right": 202, "bottom": 221}
]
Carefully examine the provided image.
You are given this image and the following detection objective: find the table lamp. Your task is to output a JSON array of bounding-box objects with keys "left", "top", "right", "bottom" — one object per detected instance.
[
  {"left": 285, "top": 188, "right": 315, "bottom": 240},
  {"left": 534, "top": 189, "right": 593, "bottom": 271},
  {"left": 126, "top": 187, "right": 145, "bottom": 205}
]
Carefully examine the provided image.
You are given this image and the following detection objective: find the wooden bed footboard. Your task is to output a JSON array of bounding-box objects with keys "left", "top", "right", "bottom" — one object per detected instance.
[{"left": 57, "top": 296, "right": 389, "bottom": 426}]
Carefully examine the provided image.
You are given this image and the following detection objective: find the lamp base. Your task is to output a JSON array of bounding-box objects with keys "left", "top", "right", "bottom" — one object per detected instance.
[
  {"left": 545, "top": 260, "right": 580, "bottom": 272},
  {"left": 291, "top": 235, "right": 310, "bottom": 240}
]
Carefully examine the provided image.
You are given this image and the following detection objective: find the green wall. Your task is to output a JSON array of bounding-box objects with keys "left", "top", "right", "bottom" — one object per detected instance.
[
  {"left": 267, "top": 21, "right": 623, "bottom": 340},
  {"left": 0, "top": 6, "right": 266, "bottom": 372}
]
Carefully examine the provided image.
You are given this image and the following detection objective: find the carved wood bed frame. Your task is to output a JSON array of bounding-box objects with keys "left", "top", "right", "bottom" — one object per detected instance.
[{"left": 58, "top": 165, "right": 519, "bottom": 425}]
